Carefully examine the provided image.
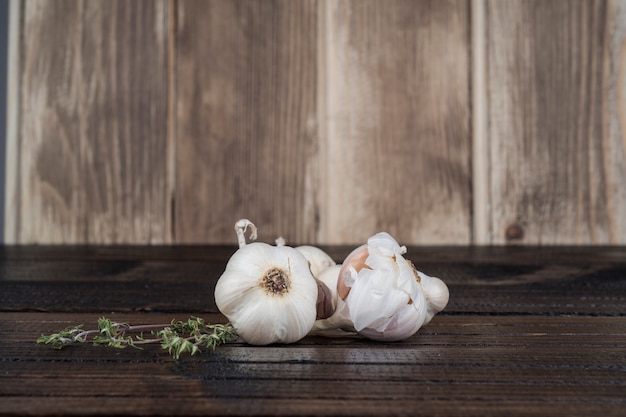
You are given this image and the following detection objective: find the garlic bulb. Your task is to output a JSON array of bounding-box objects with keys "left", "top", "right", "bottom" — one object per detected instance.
[
  {"left": 215, "top": 219, "right": 448, "bottom": 345},
  {"left": 295, "top": 245, "right": 337, "bottom": 319},
  {"left": 295, "top": 245, "right": 336, "bottom": 276},
  {"left": 313, "top": 232, "right": 449, "bottom": 341},
  {"left": 339, "top": 233, "right": 428, "bottom": 341},
  {"left": 214, "top": 220, "right": 319, "bottom": 345}
]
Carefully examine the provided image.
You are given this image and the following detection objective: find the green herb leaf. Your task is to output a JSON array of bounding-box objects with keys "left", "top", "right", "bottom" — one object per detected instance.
[{"left": 37, "top": 317, "right": 237, "bottom": 359}]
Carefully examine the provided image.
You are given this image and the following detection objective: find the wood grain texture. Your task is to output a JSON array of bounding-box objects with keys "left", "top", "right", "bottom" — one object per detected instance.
[
  {"left": 174, "top": 0, "right": 472, "bottom": 245},
  {"left": 175, "top": 0, "right": 320, "bottom": 244},
  {"left": 8, "top": 0, "right": 626, "bottom": 245},
  {"left": 1, "top": 245, "right": 625, "bottom": 316},
  {"left": 9, "top": 0, "right": 170, "bottom": 243},
  {"left": 4, "top": 315, "right": 625, "bottom": 416},
  {"left": 1, "top": 246, "right": 625, "bottom": 416},
  {"left": 486, "top": 0, "right": 626, "bottom": 244},
  {"left": 320, "top": 0, "right": 472, "bottom": 244}
]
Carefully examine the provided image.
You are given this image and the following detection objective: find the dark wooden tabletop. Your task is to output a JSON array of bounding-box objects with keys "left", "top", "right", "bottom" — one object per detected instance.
[{"left": 1, "top": 245, "right": 625, "bottom": 416}]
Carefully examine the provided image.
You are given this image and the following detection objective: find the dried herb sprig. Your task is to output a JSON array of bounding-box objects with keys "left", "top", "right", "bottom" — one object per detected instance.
[{"left": 37, "top": 317, "right": 238, "bottom": 359}]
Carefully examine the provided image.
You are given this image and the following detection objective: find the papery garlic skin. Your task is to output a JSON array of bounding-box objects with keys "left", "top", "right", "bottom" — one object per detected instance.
[
  {"left": 215, "top": 242, "right": 318, "bottom": 345},
  {"left": 341, "top": 233, "right": 429, "bottom": 341},
  {"left": 357, "top": 297, "right": 427, "bottom": 341},
  {"left": 315, "top": 232, "right": 449, "bottom": 342},
  {"left": 310, "top": 266, "right": 356, "bottom": 335}
]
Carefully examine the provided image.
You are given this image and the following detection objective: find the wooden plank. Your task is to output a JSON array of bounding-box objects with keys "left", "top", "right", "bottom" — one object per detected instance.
[
  {"left": 319, "top": 0, "right": 472, "bottom": 244},
  {"left": 2, "top": 267, "right": 625, "bottom": 315},
  {"left": 1, "top": 246, "right": 625, "bottom": 315},
  {"left": 0, "top": 244, "right": 624, "bottom": 263},
  {"left": 0, "top": 243, "right": 622, "bottom": 264},
  {"left": 4, "top": 376, "right": 625, "bottom": 401},
  {"left": 1, "top": 398, "right": 623, "bottom": 417},
  {"left": 6, "top": 313, "right": 626, "bottom": 353},
  {"left": 485, "top": 0, "right": 626, "bottom": 244},
  {"left": 4, "top": 354, "right": 626, "bottom": 383},
  {"left": 10, "top": 0, "right": 170, "bottom": 243},
  {"left": 175, "top": 0, "right": 319, "bottom": 244},
  {"left": 175, "top": 0, "right": 472, "bottom": 245},
  {"left": 2, "top": 313, "right": 626, "bottom": 416}
]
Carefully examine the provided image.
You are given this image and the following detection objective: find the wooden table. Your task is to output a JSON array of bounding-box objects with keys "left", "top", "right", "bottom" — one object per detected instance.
[{"left": 1, "top": 246, "right": 625, "bottom": 416}]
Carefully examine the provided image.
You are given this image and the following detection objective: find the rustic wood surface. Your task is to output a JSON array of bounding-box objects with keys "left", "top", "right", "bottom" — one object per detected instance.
[
  {"left": 175, "top": 0, "right": 471, "bottom": 245},
  {"left": 6, "top": 0, "right": 474, "bottom": 245},
  {"left": 5, "top": 0, "right": 626, "bottom": 245},
  {"left": 1, "top": 245, "right": 625, "bottom": 416},
  {"left": 319, "top": 0, "right": 471, "bottom": 244},
  {"left": 175, "top": 0, "right": 320, "bottom": 244},
  {"left": 485, "top": 0, "right": 626, "bottom": 244},
  {"left": 7, "top": 0, "right": 171, "bottom": 244}
]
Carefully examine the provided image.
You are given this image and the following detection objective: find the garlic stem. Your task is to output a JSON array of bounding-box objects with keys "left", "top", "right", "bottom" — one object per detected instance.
[{"left": 234, "top": 219, "right": 258, "bottom": 248}]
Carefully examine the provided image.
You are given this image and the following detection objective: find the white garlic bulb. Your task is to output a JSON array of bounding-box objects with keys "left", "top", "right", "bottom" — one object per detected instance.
[
  {"left": 296, "top": 245, "right": 337, "bottom": 319},
  {"left": 339, "top": 233, "right": 428, "bottom": 341},
  {"left": 295, "top": 245, "right": 336, "bottom": 276},
  {"left": 312, "top": 232, "right": 449, "bottom": 341},
  {"left": 214, "top": 220, "right": 319, "bottom": 345}
]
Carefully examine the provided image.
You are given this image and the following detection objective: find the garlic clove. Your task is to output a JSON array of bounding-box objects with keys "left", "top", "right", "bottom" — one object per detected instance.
[
  {"left": 215, "top": 242, "right": 318, "bottom": 345},
  {"left": 357, "top": 297, "right": 427, "bottom": 341},
  {"left": 310, "top": 295, "right": 356, "bottom": 335},
  {"left": 295, "top": 245, "right": 338, "bottom": 320},
  {"left": 295, "top": 245, "right": 337, "bottom": 277},
  {"left": 314, "top": 264, "right": 341, "bottom": 314},
  {"left": 415, "top": 270, "right": 450, "bottom": 324},
  {"left": 315, "top": 278, "right": 335, "bottom": 320},
  {"left": 310, "top": 265, "right": 357, "bottom": 335},
  {"left": 344, "top": 266, "right": 411, "bottom": 331}
]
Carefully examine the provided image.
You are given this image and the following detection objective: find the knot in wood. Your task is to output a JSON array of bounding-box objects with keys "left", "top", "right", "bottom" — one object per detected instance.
[{"left": 505, "top": 224, "right": 525, "bottom": 241}]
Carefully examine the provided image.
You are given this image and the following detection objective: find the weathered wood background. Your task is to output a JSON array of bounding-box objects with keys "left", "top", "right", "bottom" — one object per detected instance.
[{"left": 5, "top": 0, "right": 626, "bottom": 245}]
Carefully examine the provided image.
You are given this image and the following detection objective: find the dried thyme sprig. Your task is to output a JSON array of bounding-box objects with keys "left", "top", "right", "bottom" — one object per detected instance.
[{"left": 37, "top": 317, "right": 238, "bottom": 359}]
